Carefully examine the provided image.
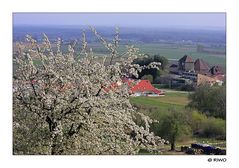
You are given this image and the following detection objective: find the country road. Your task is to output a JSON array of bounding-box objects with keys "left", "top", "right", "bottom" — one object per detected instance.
[{"left": 160, "top": 88, "right": 193, "bottom": 94}]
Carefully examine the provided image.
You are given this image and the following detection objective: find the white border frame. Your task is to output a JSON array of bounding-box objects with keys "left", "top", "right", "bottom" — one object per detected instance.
[{"left": 1, "top": 0, "right": 239, "bottom": 168}]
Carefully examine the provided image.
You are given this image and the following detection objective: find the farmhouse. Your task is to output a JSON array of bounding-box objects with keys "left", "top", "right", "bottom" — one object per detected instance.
[
  {"left": 194, "top": 58, "right": 210, "bottom": 75},
  {"left": 123, "top": 79, "right": 163, "bottom": 96},
  {"left": 178, "top": 55, "right": 194, "bottom": 72},
  {"left": 168, "top": 55, "right": 225, "bottom": 87},
  {"left": 104, "top": 78, "right": 164, "bottom": 97},
  {"left": 170, "top": 55, "right": 223, "bottom": 75}
]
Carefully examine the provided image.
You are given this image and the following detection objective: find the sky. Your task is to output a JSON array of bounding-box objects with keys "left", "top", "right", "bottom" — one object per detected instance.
[{"left": 13, "top": 13, "right": 226, "bottom": 29}]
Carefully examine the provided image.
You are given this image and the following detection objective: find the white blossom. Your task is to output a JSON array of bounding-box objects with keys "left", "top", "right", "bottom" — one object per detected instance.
[{"left": 13, "top": 27, "right": 163, "bottom": 155}]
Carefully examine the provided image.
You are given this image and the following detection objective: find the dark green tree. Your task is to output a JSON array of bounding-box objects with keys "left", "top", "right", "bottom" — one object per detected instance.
[
  {"left": 152, "top": 109, "right": 192, "bottom": 151},
  {"left": 133, "top": 54, "right": 168, "bottom": 82},
  {"left": 188, "top": 84, "right": 226, "bottom": 119},
  {"left": 153, "top": 55, "right": 168, "bottom": 70}
]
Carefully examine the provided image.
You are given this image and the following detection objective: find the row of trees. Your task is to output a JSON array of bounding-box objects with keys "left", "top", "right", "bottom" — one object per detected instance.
[{"left": 151, "top": 110, "right": 226, "bottom": 151}]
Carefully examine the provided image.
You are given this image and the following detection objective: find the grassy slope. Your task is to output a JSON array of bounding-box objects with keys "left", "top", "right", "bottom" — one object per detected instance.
[
  {"left": 130, "top": 91, "right": 226, "bottom": 155},
  {"left": 130, "top": 92, "right": 190, "bottom": 119}
]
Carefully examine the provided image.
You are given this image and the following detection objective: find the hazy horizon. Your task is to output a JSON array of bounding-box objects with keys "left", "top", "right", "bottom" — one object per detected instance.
[{"left": 13, "top": 13, "right": 226, "bottom": 31}]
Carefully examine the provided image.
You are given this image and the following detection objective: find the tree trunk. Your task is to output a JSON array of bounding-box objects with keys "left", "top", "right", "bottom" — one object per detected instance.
[
  {"left": 171, "top": 142, "right": 175, "bottom": 151},
  {"left": 51, "top": 133, "right": 63, "bottom": 155},
  {"left": 48, "top": 120, "right": 64, "bottom": 155}
]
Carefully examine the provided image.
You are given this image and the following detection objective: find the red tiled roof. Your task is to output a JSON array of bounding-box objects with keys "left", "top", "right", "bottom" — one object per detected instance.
[
  {"left": 129, "top": 80, "right": 161, "bottom": 94},
  {"left": 85, "top": 78, "right": 162, "bottom": 95}
]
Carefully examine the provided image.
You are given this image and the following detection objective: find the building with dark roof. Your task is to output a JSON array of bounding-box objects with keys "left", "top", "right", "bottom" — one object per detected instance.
[
  {"left": 178, "top": 55, "right": 194, "bottom": 72},
  {"left": 194, "top": 58, "right": 210, "bottom": 75},
  {"left": 169, "top": 63, "right": 178, "bottom": 73},
  {"left": 209, "top": 65, "right": 224, "bottom": 75},
  {"left": 167, "top": 55, "right": 225, "bottom": 87}
]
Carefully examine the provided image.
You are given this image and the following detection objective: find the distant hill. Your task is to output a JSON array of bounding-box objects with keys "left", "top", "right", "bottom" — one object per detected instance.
[{"left": 13, "top": 25, "right": 226, "bottom": 46}]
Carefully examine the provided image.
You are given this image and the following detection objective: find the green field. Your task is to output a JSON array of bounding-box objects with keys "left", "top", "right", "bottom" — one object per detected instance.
[
  {"left": 86, "top": 42, "right": 226, "bottom": 67},
  {"left": 130, "top": 91, "right": 190, "bottom": 119},
  {"left": 134, "top": 43, "right": 226, "bottom": 66}
]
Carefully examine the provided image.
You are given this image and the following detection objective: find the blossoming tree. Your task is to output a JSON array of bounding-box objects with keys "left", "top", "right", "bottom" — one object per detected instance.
[{"left": 13, "top": 27, "right": 163, "bottom": 155}]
